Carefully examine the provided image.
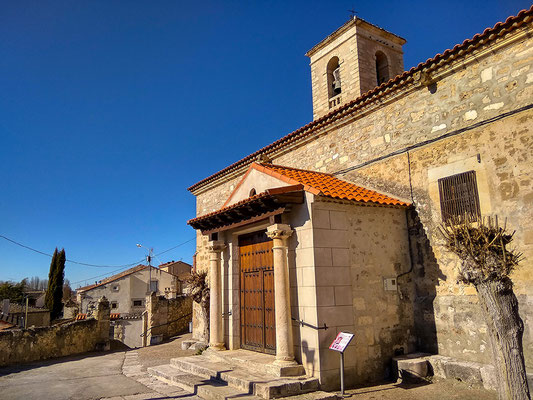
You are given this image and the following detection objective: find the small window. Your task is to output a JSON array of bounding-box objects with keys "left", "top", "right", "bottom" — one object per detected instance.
[
  {"left": 249, "top": 188, "right": 257, "bottom": 197},
  {"left": 150, "top": 280, "right": 158, "bottom": 293},
  {"left": 438, "top": 170, "right": 481, "bottom": 223},
  {"left": 132, "top": 300, "right": 143, "bottom": 307},
  {"left": 111, "top": 302, "right": 118, "bottom": 309},
  {"left": 112, "top": 285, "right": 119, "bottom": 292},
  {"left": 375, "top": 51, "right": 390, "bottom": 85}
]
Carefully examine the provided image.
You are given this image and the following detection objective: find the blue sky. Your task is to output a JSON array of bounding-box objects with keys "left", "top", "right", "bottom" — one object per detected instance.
[{"left": 1, "top": 0, "right": 530, "bottom": 288}]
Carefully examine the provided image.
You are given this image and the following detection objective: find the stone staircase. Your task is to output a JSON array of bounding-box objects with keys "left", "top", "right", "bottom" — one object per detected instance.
[{"left": 148, "top": 349, "right": 337, "bottom": 400}]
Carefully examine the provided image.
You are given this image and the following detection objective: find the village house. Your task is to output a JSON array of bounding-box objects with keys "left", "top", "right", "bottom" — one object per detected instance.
[
  {"left": 77, "top": 264, "right": 183, "bottom": 316},
  {"left": 185, "top": 7, "right": 533, "bottom": 391},
  {"left": 159, "top": 260, "right": 192, "bottom": 293}
]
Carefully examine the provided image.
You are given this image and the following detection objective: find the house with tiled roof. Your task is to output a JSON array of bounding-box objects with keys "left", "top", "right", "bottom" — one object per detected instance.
[
  {"left": 186, "top": 7, "right": 533, "bottom": 390},
  {"left": 76, "top": 264, "right": 183, "bottom": 316}
]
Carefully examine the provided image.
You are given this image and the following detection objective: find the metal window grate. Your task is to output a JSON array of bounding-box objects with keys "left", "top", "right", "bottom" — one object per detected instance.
[{"left": 438, "top": 170, "right": 481, "bottom": 222}]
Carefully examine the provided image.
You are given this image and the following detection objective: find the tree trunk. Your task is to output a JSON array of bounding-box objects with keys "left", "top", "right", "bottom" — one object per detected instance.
[{"left": 476, "top": 278, "right": 530, "bottom": 400}]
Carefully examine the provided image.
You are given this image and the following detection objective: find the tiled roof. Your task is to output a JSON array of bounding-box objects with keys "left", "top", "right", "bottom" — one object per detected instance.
[
  {"left": 77, "top": 264, "right": 149, "bottom": 292},
  {"left": 254, "top": 163, "right": 408, "bottom": 206},
  {"left": 188, "top": 6, "right": 533, "bottom": 193},
  {"left": 189, "top": 163, "right": 409, "bottom": 226}
]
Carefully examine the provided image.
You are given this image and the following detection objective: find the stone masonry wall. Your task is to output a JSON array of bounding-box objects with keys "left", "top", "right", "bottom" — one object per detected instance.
[
  {"left": 311, "top": 200, "right": 414, "bottom": 388},
  {"left": 0, "top": 297, "right": 110, "bottom": 367},
  {"left": 191, "top": 25, "right": 533, "bottom": 368},
  {"left": 147, "top": 293, "right": 192, "bottom": 343}
]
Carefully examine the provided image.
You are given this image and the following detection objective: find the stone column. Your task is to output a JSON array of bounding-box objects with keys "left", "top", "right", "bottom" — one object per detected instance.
[
  {"left": 266, "top": 224, "right": 296, "bottom": 365},
  {"left": 208, "top": 240, "right": 226, "bottom": 351}
]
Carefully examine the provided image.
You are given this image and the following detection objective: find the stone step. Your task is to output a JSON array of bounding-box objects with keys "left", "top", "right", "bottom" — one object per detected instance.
[
  {"left": 149, "top": 365, "right": 337, "bottom": 400},
  {"left": 170, "top": 355, "right": 320, "bottom": 398},
  {"left": 205, "top": 349, "right": 306, "bottom": 377},
  {"left": 196, "top": 384, "right": 261, "bottom": 400},
  {"left": 148, "top": 364, "right": 213, "bottom": 392}
]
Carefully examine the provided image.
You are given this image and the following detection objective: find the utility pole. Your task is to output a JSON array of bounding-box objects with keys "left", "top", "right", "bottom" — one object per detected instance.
[
  {"left": 137, "top": 244, "right": 156, "bottom": 294},
  {"left": 24, "top": 296, "right": 29, "bottom": 329}
]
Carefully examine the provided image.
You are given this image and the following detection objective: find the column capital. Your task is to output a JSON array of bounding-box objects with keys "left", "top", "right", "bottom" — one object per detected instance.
[
  {"left": 207, "top": 240, "right": 226, "bottom": 253},
  {"left": 266, "top": 224, "right": 293, "bottom": 241}
]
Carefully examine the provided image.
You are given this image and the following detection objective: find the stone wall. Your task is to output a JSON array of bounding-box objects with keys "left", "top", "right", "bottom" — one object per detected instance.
[
  {"left": 0, "top": 297, "right": 110, "bottom": 367},
  {"left": 146, "top": 293, "right": 192, "bottom": 344},
  {"left": 310, "top": 199, "right": 414, "bottom": 388},
  {"left": 113, "top": 317, "right": 143, "bottom": 348},
  {"left": 191, "top": 23, "right": 533, "bottom": 371}
]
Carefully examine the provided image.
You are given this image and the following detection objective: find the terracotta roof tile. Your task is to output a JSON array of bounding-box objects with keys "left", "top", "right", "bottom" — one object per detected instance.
[
  {"left": 188, "top": 6, "right": 533, "bottom": 193},
  {"left": 254, "top": 163, "right": 409, "bottom": 206},
  {"left": 189, "top": 163, "right": 409, "bottom": 226}
]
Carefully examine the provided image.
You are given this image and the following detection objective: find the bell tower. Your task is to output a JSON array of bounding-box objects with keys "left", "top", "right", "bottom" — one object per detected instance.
[{"left": 306, "top": 17, "right": 406, "bottom": 120}]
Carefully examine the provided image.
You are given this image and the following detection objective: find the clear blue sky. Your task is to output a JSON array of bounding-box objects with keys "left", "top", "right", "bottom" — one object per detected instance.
[{"left": 1, "top": 0, "right": 530, "bottom": 288}]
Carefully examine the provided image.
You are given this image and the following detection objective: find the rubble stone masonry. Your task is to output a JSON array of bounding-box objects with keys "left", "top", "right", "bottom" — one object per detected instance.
[{"left": 191, "top": 22, "right": 533, "bottom": 372}]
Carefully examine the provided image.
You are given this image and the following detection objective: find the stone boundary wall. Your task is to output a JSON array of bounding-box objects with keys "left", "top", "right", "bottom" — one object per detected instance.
[
  {"left": 146, "top": 294, "right": 192, "bottom": 344},
  {"left": 0, "top": 297, "right": 110, "bottom": 367}
]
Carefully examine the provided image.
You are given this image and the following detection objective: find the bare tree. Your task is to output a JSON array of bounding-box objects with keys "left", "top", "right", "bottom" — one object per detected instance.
[
  {"left": 439, "top": 216, "right": 530, "bottom": 400},
  {"left": 186, "top": 271, "right": 209, "bottom": 342}
]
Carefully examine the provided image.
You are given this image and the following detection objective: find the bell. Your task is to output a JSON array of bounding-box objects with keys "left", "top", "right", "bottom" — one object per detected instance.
[{"left": 333, "top": 80, "right": 341, "bottom": 94}]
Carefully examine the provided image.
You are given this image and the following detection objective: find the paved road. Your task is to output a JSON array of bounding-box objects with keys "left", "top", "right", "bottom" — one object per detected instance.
[{"left": 0, "top": 350, "right": 197, "bottom": 400}]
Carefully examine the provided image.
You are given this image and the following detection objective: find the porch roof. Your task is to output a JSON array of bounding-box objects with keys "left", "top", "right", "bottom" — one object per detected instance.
[
  {"left": 252, "top": 163, "right": 410, "bottom": 206},
  {"left": 187, "top": 185, "right": 305, "bottom": 233},
  {"left": 188, "top": 163, "right": 410, "bottom": 234}
]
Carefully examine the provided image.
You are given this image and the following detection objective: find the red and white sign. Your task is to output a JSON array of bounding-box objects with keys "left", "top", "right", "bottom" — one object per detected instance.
[{"left": 329, "top": 332, "right": 354, "bottom": 353}]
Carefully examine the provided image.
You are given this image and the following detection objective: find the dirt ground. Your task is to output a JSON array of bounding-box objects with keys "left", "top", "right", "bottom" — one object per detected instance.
[
  {"left": 342, "top": 379, "right": 497, "bottom": 400},
  {"left": 133, "top": 332, "right": 196, "bottom": 369}
]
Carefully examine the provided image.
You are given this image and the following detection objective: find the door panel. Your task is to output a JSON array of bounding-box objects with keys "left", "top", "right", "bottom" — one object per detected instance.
[{"left": 239, "top": 231, "right": 275, "bottom": 354}]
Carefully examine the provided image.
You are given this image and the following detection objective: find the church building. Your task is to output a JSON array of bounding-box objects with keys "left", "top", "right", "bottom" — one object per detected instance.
[{"left": 187, "top": 7, "right": 533, "bottom": 389}]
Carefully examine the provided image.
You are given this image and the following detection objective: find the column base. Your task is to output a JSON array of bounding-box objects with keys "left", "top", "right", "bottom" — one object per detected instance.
[
  {"left": 273, "top": 357, "right": 298, "bottom": 366},
  {"left": 208, "top": 342, "right": 226, "bottom": 351}
]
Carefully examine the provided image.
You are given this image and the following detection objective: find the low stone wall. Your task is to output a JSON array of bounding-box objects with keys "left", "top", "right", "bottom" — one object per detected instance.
[
  {"left": 0, "top": 297, "right": 110, "bottom": 367},
  {"left": 146, "top": 294, "right": 192, "bottom": 344}
]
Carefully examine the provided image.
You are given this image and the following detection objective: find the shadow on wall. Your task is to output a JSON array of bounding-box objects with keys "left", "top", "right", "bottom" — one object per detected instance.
[
  {"left": 301, "top": 339, "right": 316, "bottom": 378},
  {"left": 407, "top": 209, "right": 444, "bottom": 355}
]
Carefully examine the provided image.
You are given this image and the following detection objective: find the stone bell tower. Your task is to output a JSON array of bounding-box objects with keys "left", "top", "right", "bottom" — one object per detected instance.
[{"left": 306, "top": 16, "right": 406, "bottom": 120}]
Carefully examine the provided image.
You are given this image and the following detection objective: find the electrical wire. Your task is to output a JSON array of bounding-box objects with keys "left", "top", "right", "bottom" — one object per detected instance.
[
  {"left": 0, "top": 234, "right": 144, "bottom": 268},
  {"left": 0, "top": 233, "right": 198, "bottom": 287},
  {"left": 0, "top": 233, "right": 196, "bottom": 271},
  {"left": 155, "top": 237, "right": 196, "bottom": 256}
]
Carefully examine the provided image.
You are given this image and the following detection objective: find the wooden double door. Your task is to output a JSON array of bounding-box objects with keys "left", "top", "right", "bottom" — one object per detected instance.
[{"left": 239, "top": 231, "right": 276, "bottom": 354}]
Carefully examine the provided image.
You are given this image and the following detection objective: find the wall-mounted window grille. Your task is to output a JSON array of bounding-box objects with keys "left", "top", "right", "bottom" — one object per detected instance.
[
  {"left": 438, "top": 170, "right": 481, "bottom": 222},
  {"left": 150, "top": 280, "right": 158, "bottom": 293}
]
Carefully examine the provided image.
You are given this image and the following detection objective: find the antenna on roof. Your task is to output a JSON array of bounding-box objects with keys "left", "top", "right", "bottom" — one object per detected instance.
[{"left": 348, "top": 7, "right": 358, "bottom": 19}]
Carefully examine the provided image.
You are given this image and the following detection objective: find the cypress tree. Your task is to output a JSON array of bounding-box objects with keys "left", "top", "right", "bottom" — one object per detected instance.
[{"left": 45, "top": 248, "right": 66, "bottom": 320}]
